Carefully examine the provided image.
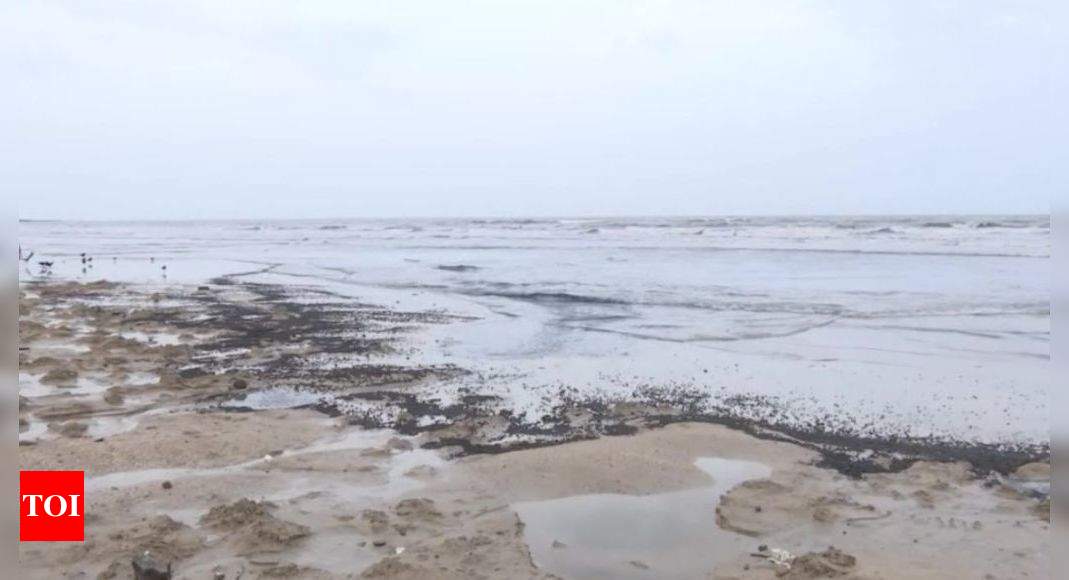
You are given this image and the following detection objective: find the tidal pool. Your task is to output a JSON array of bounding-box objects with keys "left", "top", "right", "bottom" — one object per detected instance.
[{"left": 514, "top": 457, "right": 771, "bottom": 579}]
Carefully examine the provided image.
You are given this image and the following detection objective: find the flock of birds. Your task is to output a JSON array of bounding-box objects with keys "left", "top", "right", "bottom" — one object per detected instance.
[{"left": 19, "top": 246, "right": 168, "bottom": 277}]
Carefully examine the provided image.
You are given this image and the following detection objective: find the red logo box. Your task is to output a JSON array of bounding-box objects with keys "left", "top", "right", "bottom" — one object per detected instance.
[{"left": 20, "top": 471, "right": 85, "bottom": 542}]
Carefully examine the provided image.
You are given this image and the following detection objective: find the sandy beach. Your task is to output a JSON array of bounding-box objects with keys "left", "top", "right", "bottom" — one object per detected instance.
[
  {"left": 18, "top": 273, "right": 1050, "bottom": 579},
  {"left": 10, "top": 1, "right": 1061, "bottom": 574}
]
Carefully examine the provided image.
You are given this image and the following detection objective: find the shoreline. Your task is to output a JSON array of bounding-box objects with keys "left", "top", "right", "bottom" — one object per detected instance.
[
  {"left": 18, "top": 279, "right": 1050, "bottom": 578},
  {"left": 19, "top": 277, "right": 1048, "bottom": 474}
]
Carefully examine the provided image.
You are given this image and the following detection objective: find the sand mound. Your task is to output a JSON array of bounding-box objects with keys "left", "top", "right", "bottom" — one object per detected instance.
[
  {"left": 361, "top": 556, "right": 426, "bottom": 578},
  {"left": 395, "top": 498, "right": 441, "bottom": 520},
  {"left": 783, "top": 547, "right": 858, "bottom": 578},
  {"left": 42, "top": 367, "right": 79, "bottom": 385},
  {"left": 200, "top": 499, "right": 309, "bottom": 555},
  {"left": 96, "top": 516, "right": 204, "bottom": 579}
]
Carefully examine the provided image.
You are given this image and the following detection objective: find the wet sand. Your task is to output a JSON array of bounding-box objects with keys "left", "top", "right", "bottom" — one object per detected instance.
[{"left": 18, "top": 280, "right": 1049, "bottom": 579}]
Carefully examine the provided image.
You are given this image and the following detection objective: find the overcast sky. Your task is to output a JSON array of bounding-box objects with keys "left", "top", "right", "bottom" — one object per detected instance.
[{"left": 4, "top": 1, "right": 1064, "bottom": 220}]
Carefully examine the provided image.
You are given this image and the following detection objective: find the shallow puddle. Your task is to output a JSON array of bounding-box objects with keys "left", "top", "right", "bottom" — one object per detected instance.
[
  {"left": 120, "top": 330, "right": 184, "bottom": 346},
  {"left": 514, "top": 457, "right": 771, "bottom": 579},
  {"left": 19, "top": 372, "right": 53, "bottom": 397},
  {"left": 126, "top": 371, "right": 161, "bottom": 385},
  {"left": 85, "top": 427, "right": 436, "bottom": 494},
  {"left": 222, "top": 386, "right": 331, "bottom": 411},
  {"left": 86, "top": 416, "right": 140, "bottom": 439},
  {"left": 19, "top": 417, "right": 49, "bottom": 443}
]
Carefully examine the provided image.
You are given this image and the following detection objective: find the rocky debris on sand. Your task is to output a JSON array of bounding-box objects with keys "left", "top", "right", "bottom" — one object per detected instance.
[
  {"left": 132, "top": 550, "right": 171, "bottom": 580},
  {"left": 105, "top": 515, "right": 204, "bottom": 569},
  {"left": 231, "top": 378, "right": 248, "bottom": 390}
]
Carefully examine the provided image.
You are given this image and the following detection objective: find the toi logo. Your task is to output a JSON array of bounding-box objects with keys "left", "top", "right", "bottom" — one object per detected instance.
[{"left": 20, "top": 471, "right": 85, "bottom": 542}]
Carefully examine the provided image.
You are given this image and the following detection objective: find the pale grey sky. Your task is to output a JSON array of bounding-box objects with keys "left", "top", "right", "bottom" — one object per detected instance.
[{"left": 4, "top": 1, "right": 1064, "bottom": 220}]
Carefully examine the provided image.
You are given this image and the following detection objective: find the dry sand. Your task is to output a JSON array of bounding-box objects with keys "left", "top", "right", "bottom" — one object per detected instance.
[{"left": 18, "top": 281, "right": 1050, "bottom": 579}]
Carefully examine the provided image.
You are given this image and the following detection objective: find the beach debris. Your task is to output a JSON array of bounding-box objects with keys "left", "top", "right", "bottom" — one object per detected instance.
[
  {"left": 844, "top": 510, "right": 892, "bottom": 525},
  {"left": 231, "top": 378, "right": 248, "bottom": 390},
  {"left": 764, "top": 547, "right": 795, "bottom": 575},
  {"left": 161, "top": 480, "right": 173, "bottom": 490},
  {"left": 754, "top": 546, "right": 858, "bottom": 578},
  {"left": 551, "top": 539, "right": 567, "bottom": 549},
  {"left": 788, "top": 547, "right": 857, "bottom": 577},
  {"left": 132, "top": 550, "right": 172, "bottom": 580},
  {"left": 628, "top": 560, "right": 650, "bottom": 569}
]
